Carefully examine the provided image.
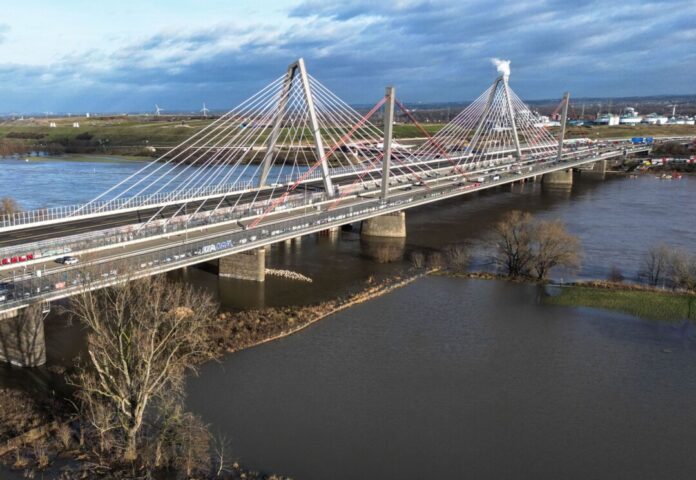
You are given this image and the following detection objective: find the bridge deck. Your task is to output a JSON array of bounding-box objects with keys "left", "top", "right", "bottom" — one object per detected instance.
[{"left": 0, "top": 144, "right": 650, "bottom": 314}]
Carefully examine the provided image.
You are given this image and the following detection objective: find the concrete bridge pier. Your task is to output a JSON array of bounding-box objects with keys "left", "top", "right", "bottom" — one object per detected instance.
[
  {"left": 542, "top": 169, "right": 573, "bottom": 186},
  {"left": 361, "top": 211, "right": 406, "bottom": 238},
  {"left": 584, "top": 159, "right": 607, "bottom": 179},
  {"left": 0, "top": 308, "right": 46, "bottom": 367},
  {"left": 219, "top": 248, "right": 266, "bottom": 282}
]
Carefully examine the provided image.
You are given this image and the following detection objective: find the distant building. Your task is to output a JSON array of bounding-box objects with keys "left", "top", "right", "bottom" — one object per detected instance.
[
  {"left": 667, "top": 116, "right": 696, "bottom": 125},
  {"left": 595, "top": 113, "right": 620, "bottom": 126},
  {"left": 643, "top": 113, "right": 669, "bottom": 125},
  {"left": 49, "top": 122, "right": 57, "bottom": 128},
  {"left": 534, "top": 115, "right": 560, "bottom": 127},
  {"left": 619, "top": 107, "right": 642, "bottom": 125},
  {"left": 72, "top": 122, "right": 80, "bottom": 128}
]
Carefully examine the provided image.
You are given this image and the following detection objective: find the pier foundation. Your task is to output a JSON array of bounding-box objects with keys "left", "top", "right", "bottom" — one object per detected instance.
[
  {"left": 0, "top": 307, "right": 46, "bottom": 367},
  {"left": 361, "top": 211, "right": 406, "bottom": 238},
  {"left": 542, "top": 169, "right": 573, "bottom": 185},
  {"left": 219, "top": 248, "right": 266, "bottom": 282},
  {"left": 584, "top": 159, "right": 607, "bottom": 179}
]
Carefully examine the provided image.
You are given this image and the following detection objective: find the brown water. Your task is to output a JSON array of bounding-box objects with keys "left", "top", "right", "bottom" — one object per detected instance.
[
  {"left": 187, "top": 277, "right": 696, "bottom": 479},
  {"left": 2, "top": 172, "right": 696, "bottom": 478}
]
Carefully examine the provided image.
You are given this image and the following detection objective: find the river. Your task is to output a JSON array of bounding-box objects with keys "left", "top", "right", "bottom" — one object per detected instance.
[
  {"left": 1, "top": 155, "right": 695, "bottom": 478},
  {"left": 188, "top": 276, "right": 696, "bottom": 479}
]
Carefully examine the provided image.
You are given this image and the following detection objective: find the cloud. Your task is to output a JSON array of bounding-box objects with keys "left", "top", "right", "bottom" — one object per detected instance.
[
  {"left": 0, "top": 0, "right": 694, "bottom": 113},
  {"left": 0, "top": 24, "right": 9, "bottom": 43}
]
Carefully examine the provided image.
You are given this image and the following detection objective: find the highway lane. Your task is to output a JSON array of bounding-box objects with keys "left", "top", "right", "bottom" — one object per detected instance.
[
  {"left": 0, "top": 146, "right": 635, "bottom": 283},
  {"left": 0, "top": 156, "right": 473, "bottom": 248},
  {"left": 0, "top": 145, "right": 651, "bottom": 310}
]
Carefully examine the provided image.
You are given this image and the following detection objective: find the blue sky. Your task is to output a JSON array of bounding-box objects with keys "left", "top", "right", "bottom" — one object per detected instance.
[{"left": 0, "top": 0, "right": 694, "bottom": 113}]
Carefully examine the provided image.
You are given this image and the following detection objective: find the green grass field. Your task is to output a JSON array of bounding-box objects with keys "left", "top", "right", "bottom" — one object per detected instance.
[
  {"left": 546, "top": 285, "right": 696, "bottom": 322},
  {"left": 0, "top": 115, "right": 693, "bottom": 155}
]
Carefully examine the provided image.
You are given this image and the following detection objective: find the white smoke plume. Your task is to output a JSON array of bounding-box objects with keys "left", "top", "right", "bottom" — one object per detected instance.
[{"left": 491, "top": 58, "right": 511, "bottom": 78}]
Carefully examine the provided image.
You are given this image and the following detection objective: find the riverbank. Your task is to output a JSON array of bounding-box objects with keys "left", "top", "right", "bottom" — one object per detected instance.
[
  {"left": 0, "top": 269, "right": 432, "bottom": 479},
  {"left": 436, "top": 270, "right": 696, "bottom": 322},
  {"left": 545, "top": 281, "right": 696, "bottom": 321},
  {"left": 213, "top": 269, "right": 435, "bottom": 355}
]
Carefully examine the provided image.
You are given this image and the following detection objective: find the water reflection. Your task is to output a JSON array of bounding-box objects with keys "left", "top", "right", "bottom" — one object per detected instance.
[{"left": 360, "top": 236, "right": 406, "bottom": 263}]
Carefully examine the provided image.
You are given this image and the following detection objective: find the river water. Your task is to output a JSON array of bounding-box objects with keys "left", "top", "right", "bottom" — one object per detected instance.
[
  {"left": 188, "top": 277, "right": 696, "bottom": 479},
  {"left": 1, "top": 156, "right": 696, "bottom": 478}
]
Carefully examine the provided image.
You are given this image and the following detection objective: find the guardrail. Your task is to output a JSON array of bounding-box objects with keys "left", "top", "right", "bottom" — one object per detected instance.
[{"left": 0, "top": 180, "right": 256, "bottom": 229}]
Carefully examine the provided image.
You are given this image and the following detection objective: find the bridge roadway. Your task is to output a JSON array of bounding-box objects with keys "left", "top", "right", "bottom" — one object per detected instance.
[
  {"left": 0, "top": 143, "right": 649, "bottom": 314},
  {"left": 0, "top": 140, "right": 626, "bottom": 249}
]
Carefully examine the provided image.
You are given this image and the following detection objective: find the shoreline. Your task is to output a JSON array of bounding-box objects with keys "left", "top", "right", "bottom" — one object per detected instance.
[
  {"left": 215, "top": 268, "right": 438, "bottom": 356},
  {"left": 1, "top": 268, "right": 693, "bottom": 477},
  {"left": 437, "top": 270, "right": 696, "bottom": 322}
]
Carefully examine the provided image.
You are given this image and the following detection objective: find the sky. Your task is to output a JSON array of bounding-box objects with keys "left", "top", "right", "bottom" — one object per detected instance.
[{"left": 0, "top": 0, "right": 694, "bottom": 113}]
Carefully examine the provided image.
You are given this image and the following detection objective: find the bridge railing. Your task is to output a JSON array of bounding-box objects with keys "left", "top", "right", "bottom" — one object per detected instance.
[
  {"left": 0, "top": 190, "right": 329, "bottom": 262},
  {"left": 0, "top": 180, "right": 256, "bottom": 230}
]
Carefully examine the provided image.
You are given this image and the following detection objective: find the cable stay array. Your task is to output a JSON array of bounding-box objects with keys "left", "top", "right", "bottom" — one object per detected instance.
[
  {"left": 71, "top": 59, "right": 432, "bottom": 232},
  {"left": 2, "top": 59, "right": 567, "bottom": 235},
  {"left": 411, "top": 74, "right": 560, "bottom": 173}
]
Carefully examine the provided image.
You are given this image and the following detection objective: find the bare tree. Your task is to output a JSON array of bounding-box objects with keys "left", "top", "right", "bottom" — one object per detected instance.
[
  {"left": 668, "top": 249, "right": 696, "bottom": 291},
  {"left": 444, "top": 244, "right": 470, "bottom": 272},
  {"left": 68, "top": 275, "right": 217, "bottom": 462},
  {"left": 639, "top": 244, "right": 671, "bottom": 286},
  {"left": 607, "top": 265, "right": 624, "bottom": 283},
  {"left": 530, "top": 220, "right": 581, "bottom": 281},
  {"left": 410, "top": 251, "right": 425, "bottom": 269},
  {"left": 493, "top": 211, "right": 535, "bottom": 277},
  {"left": 0, "top": 197, "right": 21, "bottom": 217}
]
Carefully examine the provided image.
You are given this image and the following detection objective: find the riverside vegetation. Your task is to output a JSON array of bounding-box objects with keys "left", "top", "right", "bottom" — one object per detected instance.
[{"left": 0, "top": 268, "right": 437, "bottom": 479}]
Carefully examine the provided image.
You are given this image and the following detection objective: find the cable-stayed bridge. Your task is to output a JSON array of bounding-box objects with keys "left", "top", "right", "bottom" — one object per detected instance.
[{"left": 0, "top": 58, "right": 658, "bottom": 364}]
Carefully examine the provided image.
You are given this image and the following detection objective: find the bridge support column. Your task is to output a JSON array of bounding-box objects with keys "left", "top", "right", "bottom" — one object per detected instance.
[
  {"left": 543, "top": 169, "right": 573, "bottom": 185},
  {"left": 361, "top": 211, "right": 406, "bottom": 238},
  {"left": 585, "top": 159, "right": 607, "bottom": 178},
  {"left": 0, "top": 308, "right": 46, "bottom": 368},
  {"left": 219, "top": 248, "right": 266, "bottom": 282}
]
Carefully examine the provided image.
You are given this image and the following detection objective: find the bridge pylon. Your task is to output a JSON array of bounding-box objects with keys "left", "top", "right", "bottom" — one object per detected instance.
[{"left": 259, "top": 58, "right": 335, "bottom": 197}]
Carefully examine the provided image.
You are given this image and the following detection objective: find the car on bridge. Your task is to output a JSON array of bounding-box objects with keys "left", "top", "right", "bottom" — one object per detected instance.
[{"left": 56, "top": 256, "right": 79, "bottom": 266}]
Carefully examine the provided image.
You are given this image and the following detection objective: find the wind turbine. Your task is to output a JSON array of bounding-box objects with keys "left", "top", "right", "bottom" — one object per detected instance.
[
  {"left": 154, "top": 104, "right": 164, "bottom": 117},
  {"left": 201, "top": 102, "right": 210, "bottom": 118}
]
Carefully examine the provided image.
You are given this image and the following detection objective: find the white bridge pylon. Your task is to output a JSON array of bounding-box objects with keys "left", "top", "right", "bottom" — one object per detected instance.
[
  {"left": 0, "top": 59, "right": 565, "bottom": 233},
  {"left": 412, "top": 64, "right": 561, "bottom": 171},
  {"left": 72, "top": 58, "right": 430, "bottom": 231}
]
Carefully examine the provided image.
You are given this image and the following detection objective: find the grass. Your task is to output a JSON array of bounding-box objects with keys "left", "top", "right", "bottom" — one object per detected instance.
[
  {"left": 0, "top": 116, "right": 693, "bottom": 156},
  {"left": 546, "top": 285, "right": 696, "bottom": 322}
]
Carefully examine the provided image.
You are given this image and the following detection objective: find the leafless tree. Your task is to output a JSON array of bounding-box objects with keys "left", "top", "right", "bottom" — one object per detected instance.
[
  {"left": 668, "top": 249, "right": 696, "bottom": 291},
  {"left": 213, "top": 433, "right": 233, "bottom": 477},
  {"left": 0, "top": 197, "right": 21, "bottom": 217},
  {"left": 68, "top": 275, "right": 217, "bottom": 462},
  {"left": 639, "top": 244, "right": 671, "bottom": 286},
  {"left": 410, "top": 251, "right": 425, "bottom": 269},
  {"left": 530, "top": 220, "right": 581, "bottom": 280},
  {"left": 493, "top": 211, "right": 535, "bottom": 277},
  {"left": 607, "top": 265, "right": 624, "bottom": 283},
  {"left": 444, "top": 244, "right": 469, "bottom": 272}
]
